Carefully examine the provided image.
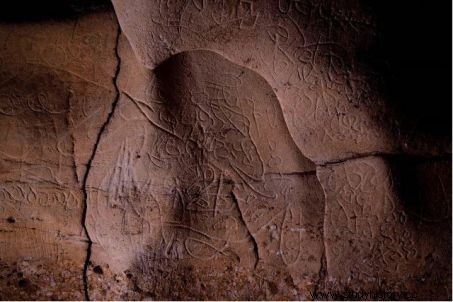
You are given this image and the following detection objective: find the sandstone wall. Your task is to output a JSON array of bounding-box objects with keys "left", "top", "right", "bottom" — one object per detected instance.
[{"left": 0, "top": 1, "right": 450, "bottom": 300}]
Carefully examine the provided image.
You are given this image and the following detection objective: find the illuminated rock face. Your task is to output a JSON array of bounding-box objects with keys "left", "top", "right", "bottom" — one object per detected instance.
[
  {"left": 86, "top": 43, "right": 324, "bottom": 300},
  {"left": 0, "top": 11, "right": 119, "bottom": 300},
  {"left": 0, "top": 1, "right": 450, "bottom": 300}
]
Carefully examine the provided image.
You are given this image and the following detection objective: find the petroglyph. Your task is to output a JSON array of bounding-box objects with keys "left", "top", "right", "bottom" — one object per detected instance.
[
  {"left": 0, "top": 11, "right": 119, "bottom": 300},
  {"left": 85, "top": 39, "right": 324, "bottom": 299},
  {"left": 0, "top": 1, "right": 450, "bottom": 300}
]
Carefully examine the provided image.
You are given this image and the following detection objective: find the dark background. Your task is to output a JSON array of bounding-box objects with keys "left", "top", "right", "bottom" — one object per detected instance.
[{"left": 366, "top": 0, "right": 452, "bottom": 141}]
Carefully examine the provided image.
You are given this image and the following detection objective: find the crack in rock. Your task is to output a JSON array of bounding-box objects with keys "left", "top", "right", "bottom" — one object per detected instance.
[
  {"left": 231, "top": 191, "right": 260, "bottom": 270},
  {"left": 81, "top": 23, "right": 122, "bottom": 301}
]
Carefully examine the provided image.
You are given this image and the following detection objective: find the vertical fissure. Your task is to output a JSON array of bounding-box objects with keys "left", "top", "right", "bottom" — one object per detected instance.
[
  {"left": 314, "top": 167, "right": 328, "bottom": 293},
  {"left": 81, "top": 20, "right": 122, "bottom": 301},
  {"left": 231, "top": 191, "right": 260, "bottom": 270}
]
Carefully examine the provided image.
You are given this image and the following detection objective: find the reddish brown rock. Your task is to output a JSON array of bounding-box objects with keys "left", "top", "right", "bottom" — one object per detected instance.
[
  {"left": 0, "top": 1, "right": 450, "bottom": 300},
  {"left": 318, "top": 156, "right": 451, "bottom": 300},
  {"left": 0, "top": 11, "right": 118, "bottom": 300},
  {"left": 85, "top": 38, "right": 324, "bottom": 300}
]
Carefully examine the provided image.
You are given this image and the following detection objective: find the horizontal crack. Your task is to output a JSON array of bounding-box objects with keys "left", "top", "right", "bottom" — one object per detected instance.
[
  {"left": 264, "top": 170, "right": 316, "bottom": 177},
  {"left": 318, "top": 151, "right": 451, "bottom": 166}
]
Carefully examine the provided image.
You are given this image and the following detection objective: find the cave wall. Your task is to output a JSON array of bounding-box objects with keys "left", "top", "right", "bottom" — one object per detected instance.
[
  {"left": 0, "top": 10, "right": 118, "bottom": 300},
  {"left": 0, "top": 0, "right": 451, "bottom": 300}
]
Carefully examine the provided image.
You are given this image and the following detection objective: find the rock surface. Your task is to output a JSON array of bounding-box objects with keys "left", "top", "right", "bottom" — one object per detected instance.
[
  {"left": 0, "top": 10, "right": 118, "bottom": 300},
  {"left": 0, "top": 0, "right": 450, "bottom": 300},
  {"left": 318, "top": 156, "right": 451, "bottom": 299}
]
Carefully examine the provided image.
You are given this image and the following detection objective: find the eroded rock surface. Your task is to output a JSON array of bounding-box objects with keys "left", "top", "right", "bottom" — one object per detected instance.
[
  {"left": 111, "top": 0, "right": 451, "bottom": 163},
  {"left": 85, "top": 39, "right": 325, "bottom": 300},
  {"left": 0, "top": 0, "right": 451, "bottom": 300},
  {"left": 318, "top": 156, "right": 451, "bottom": 299},
  {"left": 0, "top": 11, "right": 118, "bottom": 300}
]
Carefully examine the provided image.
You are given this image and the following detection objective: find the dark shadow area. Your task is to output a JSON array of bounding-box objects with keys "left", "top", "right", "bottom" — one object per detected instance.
[
  {"left": 387, "top": 154, "right": 451, "bottom": 292},
  {"left": 362, "top": 0, "right": 452, "bottom": 141},
  {"left": 0, "top": 0, "right": 112, "bottom": 22},
  {"left": 388, "top": 155, "right": 452, "bottom": 223}
]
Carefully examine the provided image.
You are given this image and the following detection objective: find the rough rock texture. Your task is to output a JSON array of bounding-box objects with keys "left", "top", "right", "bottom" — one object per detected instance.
[
  {"left": 318, "top": 156, "right": 451, "bottom": 299},
  {"left": 86, "top": 38, "right": 324, "bottom": 300},
  {"left": 111, "top": 0, "right": 451, "bottom": 163},
  {"left": 0, "top": 11, "right": 118, "bottom": 300},
  {"left": 0, "top": 0, "right": 451, "bottom": 300}
]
